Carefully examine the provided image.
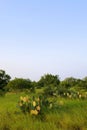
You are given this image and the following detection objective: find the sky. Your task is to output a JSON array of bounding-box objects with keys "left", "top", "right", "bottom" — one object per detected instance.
[{"left": 0, "top": 0, "right": 87, "bottom": 81}]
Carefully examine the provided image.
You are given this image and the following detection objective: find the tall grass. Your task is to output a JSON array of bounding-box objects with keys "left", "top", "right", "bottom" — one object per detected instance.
[{"left": 0, "top": 93, "right": 87, "bottom": 130}]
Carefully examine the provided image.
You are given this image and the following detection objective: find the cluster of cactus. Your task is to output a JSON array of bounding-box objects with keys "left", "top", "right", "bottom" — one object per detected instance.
[{"left": 18, "top": 95, "right": 53, "bottom": 116}]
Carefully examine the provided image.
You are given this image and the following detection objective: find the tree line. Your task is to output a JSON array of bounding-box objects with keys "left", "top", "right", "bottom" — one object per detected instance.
[{"left": 0, "top": 69, "right": 87, "bottom": 96}]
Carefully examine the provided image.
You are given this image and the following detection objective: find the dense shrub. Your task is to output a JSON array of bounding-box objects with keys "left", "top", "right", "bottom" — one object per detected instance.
[
  {"left": 18, "top": 95, "right": 53, "bottom": 120},
  {"left": 6, "top": 78, "right": 33, "bottom": 92},
  {"left": 37, "top": 74, "right": 60, "bottom": 88},
  {"left": 0, "top": 89, "right": 6, "bottom": 96},
  {"left": 43, "top": 84, "right": 58, "bottom": 97}
]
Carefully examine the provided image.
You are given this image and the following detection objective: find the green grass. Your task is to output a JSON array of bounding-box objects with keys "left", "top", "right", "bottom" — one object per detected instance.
[{"left": 0, "top": 92, "right": 87, "bottom": 130}]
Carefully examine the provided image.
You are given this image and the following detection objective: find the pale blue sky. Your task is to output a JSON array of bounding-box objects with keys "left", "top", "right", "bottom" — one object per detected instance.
[{"left": 0, "top": 0, "right": 87, "bottom": 81}]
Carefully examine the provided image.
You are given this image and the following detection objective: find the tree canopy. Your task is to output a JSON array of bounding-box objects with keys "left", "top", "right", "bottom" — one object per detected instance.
[
  {"left": 0, "top": 70, "right": 11, "bottom": 90},
  {"left": 6, "top": 78, "right": 32, "bottom": 91},
  {"left": 38, "top": 74, "right": 60, "bottom": 88}
]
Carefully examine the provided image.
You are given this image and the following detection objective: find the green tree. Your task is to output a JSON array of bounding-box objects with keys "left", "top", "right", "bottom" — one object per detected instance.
[
  {"left": 0, "top": 70, "right": 11, "bottom": 90},
  {"left": 83, "top": 76, "right": 87, "bottom": 81},
  {"left": 76, "top": 78, "right": 87, "bottom": 89},
  {"left": 38, "top": 74, "right": 60, "bottom": 88},
  {"left": 38, "top": 74, "right": 60, "bottom": 96},
  {"left": 6, "top": 78, "right": 32, "bottom": 91},
  {"left": 60, "top": 77, "right": 77, "bottom": 88}
]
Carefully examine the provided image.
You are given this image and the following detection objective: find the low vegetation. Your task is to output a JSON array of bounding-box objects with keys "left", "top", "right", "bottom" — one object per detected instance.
[{"left": 0, "top": 69, "right": 87, "bottom": 130}]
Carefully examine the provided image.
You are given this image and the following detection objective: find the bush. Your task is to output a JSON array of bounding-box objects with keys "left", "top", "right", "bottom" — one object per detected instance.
[
  {"left": 0, "top": 90, "right": 6, "bottom": 96},
  {"left": 43, "top": 84, "right": 58, "bottom": 97},
  {"left": 6, "top": 78, "right": 33, "bottom": 92},
  {"left": 18, "top": 95, "right": 53, "bottom": 120}
]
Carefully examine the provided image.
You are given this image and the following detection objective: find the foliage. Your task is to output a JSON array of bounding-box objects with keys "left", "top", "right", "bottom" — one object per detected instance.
[
  {"left": 0, "top": 93, "right": 87, "bottom": 130},
  {"left": 61, "top": 77, "right": 87, "bottom": 90},
  {"left": 6, "top": 78, "right": 33, "bottom": 91},
  {"left": 0, "top": 89, "right": 6, "bottom": 96},
  {"left": 60, "top": 77, "right": 77, "bottom": 88},
  {"left": 37, "top": 74, "right": 60, "bottom": 88},
  {"left": 18, "top": 95, "right": 53, "bottom": 119},
  {"left": 0, "top": 70, "right": 11, "bottom": 90},
  {"left": 43, "top": 84, "right": 58, "bottom": 97},
  {"left": 76, "top": 79, "right": 87, "bottom": 89}
]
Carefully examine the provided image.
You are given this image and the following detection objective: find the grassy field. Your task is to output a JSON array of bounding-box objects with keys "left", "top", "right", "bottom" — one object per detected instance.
[{"left": 0, "top": 92, "right": 87, "bottom": 130}]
